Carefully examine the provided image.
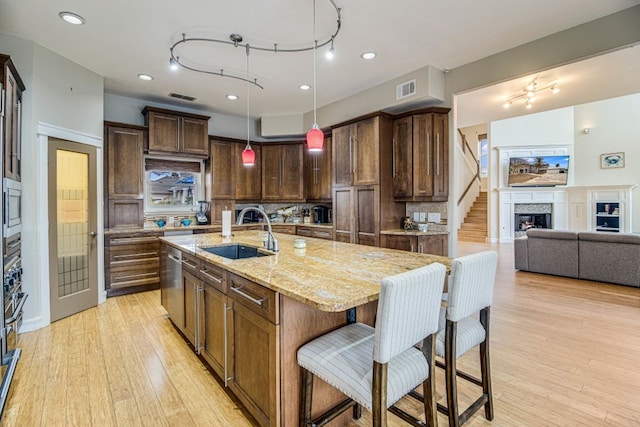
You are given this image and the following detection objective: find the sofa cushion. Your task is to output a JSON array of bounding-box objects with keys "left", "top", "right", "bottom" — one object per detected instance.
[
  {"left": 527, "top": 231, "right": 579, "bottom": 278},
  {"left": 578, "top": 232, "right": 640, "bottom": 287},
  {"left": 526, "top": 229, "right": 579, "bottom": 240},
  {"left": 578, "top": 231, "right": 640, "bottom": 245}
]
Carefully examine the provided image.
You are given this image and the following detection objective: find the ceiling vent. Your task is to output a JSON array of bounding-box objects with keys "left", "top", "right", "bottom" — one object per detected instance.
[
  {"left": 396, "top": 79, "right": 416, "bottom": 100},
  {"left": 169, "top": 92, "right": 197, "bottom": 102}
]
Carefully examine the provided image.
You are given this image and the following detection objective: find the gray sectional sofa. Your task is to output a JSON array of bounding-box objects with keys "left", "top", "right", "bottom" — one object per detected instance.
[{"left": 514, "top": 229, "right": 640, "bottom": 287}]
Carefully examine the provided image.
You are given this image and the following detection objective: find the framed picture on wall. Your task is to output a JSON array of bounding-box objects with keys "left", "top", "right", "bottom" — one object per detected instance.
[{"left": 600, "top": 152, "right": 625, "bottom": 169}]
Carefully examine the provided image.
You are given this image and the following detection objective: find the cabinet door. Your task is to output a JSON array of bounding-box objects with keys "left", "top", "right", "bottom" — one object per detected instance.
[
  {"left": 413, "top": 113, "right": 434, "bottom": 197},
  {"left": 332, "top": 124, "right": 352, "bottom": 187},
  {"left": 354, "top": 186, "right": 379, "bottom": 246},
  {"left": 261, "top": 145, "right": 282, "bottom": 200},
  {"left": 305, "top": 137, "right": 332, "bottom": 200},
  {"left": 236, "top": 144, "right": 262, "bottom": 200},
  {"left": 3, "top": 67, "right": 21, "bottom": 180},
  {"left": 393, "top": 116, "right": 413, "bottom": 198},
  {"left": 181, "top": 117, "right": 209, "bottom": 156},
  {"left": 108, "top": 199, "right": 144, "bottom": 228},
  {"left": 333, "top": 187, "right": 354, "bottom": 243},
  {"left": 432, "top": 112, "right": 449, "bottom": 199},
  {"left": 227, "top": 299, "right": 279, "bottom": 427},
  {"left": 202, "top": 279, "right": 227, "bottom": 378},
  {"left": 107, "top": 126, "right": 144, "bottom": 199},
  {"left": 107, "top": 235, "right": 160, "bottom": 293},
  {"left": 417, "top": 234, "right": 448, "bottom": 256},
  {"left": 280, "top": 144, "right": 304, "bottom": 200},
  {"left": 380, "top": 234, "right": 416, "bottom": 252},
  {"left": 148, "top": 111, "right": 180, "bottom": 153},
  {"left": 353, "top": 117, "right": 379, "bottom": 186},
  {"left": 210, "top": 139, "right": 235, "bottom": 199}
]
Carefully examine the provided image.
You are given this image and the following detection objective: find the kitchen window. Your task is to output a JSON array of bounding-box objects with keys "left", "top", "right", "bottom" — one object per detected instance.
[{"left": 144, "top": 158, "right": 203, "bottom": 212}]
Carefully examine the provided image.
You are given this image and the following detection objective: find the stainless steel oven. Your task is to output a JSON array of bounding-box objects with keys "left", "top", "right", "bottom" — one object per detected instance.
[{"left": 2, "top": 178, "right": 21, "bottom": 239}]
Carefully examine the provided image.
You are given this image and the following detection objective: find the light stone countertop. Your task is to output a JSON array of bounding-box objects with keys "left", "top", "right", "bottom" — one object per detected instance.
[{"left": 160, "top": 230, "right": 451, "bottom": 312}]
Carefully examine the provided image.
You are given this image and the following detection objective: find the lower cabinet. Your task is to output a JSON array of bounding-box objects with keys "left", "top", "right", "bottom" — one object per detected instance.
[
  {"left": 296, "top": 226, "right": 334, "bottom": 240},
  {"left": 182, "top": 269, "right": 203, "bottom": 349},
  {"left": 201, "top": 261, "right": 227, "bottom": 379},
  {"left": 380, "top": 233, "right": 449, "bottom": 256},
  {"left": 227, "top": 273, "right": 279, "bottom": 427},
  {"left": 105, "top": 233, "right": 161, "bottom": 296}
]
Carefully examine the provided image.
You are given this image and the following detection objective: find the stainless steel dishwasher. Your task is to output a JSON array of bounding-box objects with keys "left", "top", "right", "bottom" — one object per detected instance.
[{"left": 165, "top": 245, "right": 184, "bottom": 330}]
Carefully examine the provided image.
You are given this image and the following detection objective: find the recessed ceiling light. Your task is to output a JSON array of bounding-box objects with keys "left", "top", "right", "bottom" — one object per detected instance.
[
  {"left": 361, "top": 52, "right": 376, "bottom": 60},
  {"left": 138, "top": 74, "right": 153, "bottom": 81},
  {"left": 59, "top": 12, "right": 85, "bottom": 25},
  {"left": 299, "top": 84, "right": 311, "bottom": 91},
  {"left": 226, "top": 94, "right": 239, "bottom": 100}
]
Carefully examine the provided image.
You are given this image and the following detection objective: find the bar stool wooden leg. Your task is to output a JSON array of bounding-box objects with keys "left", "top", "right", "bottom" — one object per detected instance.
[
  {"left": 480, "top": 308, "right": 494, "bottom": 420},
  {"left": 300, "top": 366, "right": 314, "bottom": 427},
  {"left": 445, "top": 320, "right": 460, "bottom": 427},
  {"left": 372, "top": 361, "right": 388, "bottom": 427},
  {"left": 422, "top": 335, "right": 438, "bottom": 427}
]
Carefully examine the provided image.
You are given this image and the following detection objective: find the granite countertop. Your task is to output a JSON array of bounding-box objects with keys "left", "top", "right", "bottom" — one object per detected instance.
[
  {"left": 160, "top": 231, "right": 451, "bottom": 312},
  {"left": 380, "top": 228, "right": 449, "bottom": 236}
]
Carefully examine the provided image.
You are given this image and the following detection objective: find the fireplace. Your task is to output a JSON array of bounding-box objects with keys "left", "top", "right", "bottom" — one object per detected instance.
[{"left": 514, "top": 203, "right": 552, "bottom": 233}]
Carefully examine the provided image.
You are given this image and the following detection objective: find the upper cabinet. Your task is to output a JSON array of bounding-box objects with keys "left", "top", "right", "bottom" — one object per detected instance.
[
  {"left": 143, "top": 106, "right": 210, "bottom": 158},
  {"left": 1, "top": 54, "right": 26, "bottom": 181},
  {"left": 235, "top": 143, "right": 262, "bottom": 201},
  {"left": 304, "top": 136, "right": 332, "bottom": 201},
  {"left": 392, "top": 107, "right": 450, "bottom": 201},
  {"left": 333, "top": 117, "right": 380, "bottom": 187},
  {"left": 104, "top": 123, "right": 145, "bottom": 228},
  {"left": 207, "top": 138, "right": 262, "bottom": 202},
  {"left": 262, "top": 143, "right": 304, "bottom": 201}
]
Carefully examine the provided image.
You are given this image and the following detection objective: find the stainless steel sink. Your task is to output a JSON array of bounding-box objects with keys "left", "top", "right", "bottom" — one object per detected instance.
[{"left": 199, "top": 244, "right": 273, "bottom": 260}]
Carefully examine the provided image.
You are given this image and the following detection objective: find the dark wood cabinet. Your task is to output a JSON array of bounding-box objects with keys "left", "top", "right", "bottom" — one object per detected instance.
[
  {"left": 380, "top": 233, "right": 448, "bottom": 256},
  {"left": 304, "top": 136, "right": 332, "bottom": 200},
  {"left": 226, "top": 273, "right": 279, "bottom": 427},
  {"left": 143, "top": 106, "right": 210, "bottom": 158},
  {"left": 332, "top": 117, "right": 379, "bottom": 187},
  {"left": 235, "top": 143, "right": 262, "bottom": 200},
  {"left": 202, "top": 266, "right": 227, "bottom": 378},
  {"left": 105, "top": 233, "right": 161, "bottom": 296},
  {"left": 333, "top": 186, "right": 380, "bottom": 246},
  {"left": 392, "top": 108, "right": 450, "bottom": 201},
  {"left": 210, "top": 138, "right": 235, "bottom": 199},
  {"left": 1, "top": 54, "right": 25, "bottom": 181},
  {"left": 261, "top": 143, "right": 304, "bottom": 201},
  {"left": 104, "top": 123, "right": 145, "bottom": 228},
  {"left": 296, "top": 226, "right": 333, "bottom": 240}
]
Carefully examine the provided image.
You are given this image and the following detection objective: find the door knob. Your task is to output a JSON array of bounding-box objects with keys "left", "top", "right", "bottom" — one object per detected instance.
[{"left": 89, "top": 231, "right": 97, "bottom": 238}]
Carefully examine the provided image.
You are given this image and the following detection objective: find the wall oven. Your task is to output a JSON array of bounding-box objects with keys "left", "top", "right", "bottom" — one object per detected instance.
[{"left": 2, "top": 178, "right": 21, "bottom": 238}]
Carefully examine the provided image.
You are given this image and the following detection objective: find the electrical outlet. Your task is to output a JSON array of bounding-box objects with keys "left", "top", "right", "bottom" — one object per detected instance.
[
  {"left": 428, "top": 213, "right": 441, "bottom": 223},
  {"left": 419, "top": 212, "right": 426, "bottom": 222},
  {"left": 413, "top": 212, "right": 420, "bottom": 222}
]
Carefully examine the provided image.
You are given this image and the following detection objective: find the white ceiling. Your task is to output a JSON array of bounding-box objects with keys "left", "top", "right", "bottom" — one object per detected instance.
[{"left": 1, "top": 0, "right": 639, "bottom": 122}]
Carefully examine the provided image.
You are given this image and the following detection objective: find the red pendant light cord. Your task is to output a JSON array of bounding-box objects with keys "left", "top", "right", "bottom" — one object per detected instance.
[
  {"left": 243, "top": 44, "right": 256, "bottom": 166},
  {"left": 306, "top": 0, "right": 324, "bottom": 152}
]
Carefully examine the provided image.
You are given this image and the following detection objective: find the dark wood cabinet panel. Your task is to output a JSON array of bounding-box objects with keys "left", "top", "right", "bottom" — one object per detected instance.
[
  {"left": 353, "top": 117, "right": 379, "bottom": 186},
  {"left": 105, "top": 233, "right": 161, "bottom": 296},
  {"left": 107, "top": 126, "right": 144, "bottom": 199},
  {"left": 332, "top": 124, "right": 352, "bottom": 187},
  {"left": 143, "top": 106, "right": 210, "bottom": 158},
  {"left": 108, "top": 199, "right": 144, "bottom": 229},
  {"left": 202, "top": 262, "right": 227, "bottom": 378},
  {"left": 380, "top": 234, "right": 415, "bottom": 252},
  {"left": 210, "top": 139, "right": 235, "bottom": 199},
  {"left": 355, "top": 186, "right": 379, "bottom": 246},
  {"left": 183, "top": 270, "right": 200, "bottom": 347},
  {"left": 1, "top": 55, "right": 25, "bottom": 181},
  {"left": 304, "top": 136, "right": 332, "bottom": 200},
  {"left": 380, "top": 233, "right": 448, "bottom": 256},
  {"left": 262, "top": 144, "right": 304, "bottom": 201},
  {"left": 235, "top": 143, "right": 262, "bottom": 200},
  {"left": 392, "top": 108, "right": 450, "bottom": 201}
]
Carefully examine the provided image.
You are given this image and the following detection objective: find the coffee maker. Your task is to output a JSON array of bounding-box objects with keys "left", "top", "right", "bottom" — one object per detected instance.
[
  {"left": 312, "top": 205, "right": 331, "bottom": 224},
  {"left": 196, "top": 201, "right": 211, "bottom": 225}
]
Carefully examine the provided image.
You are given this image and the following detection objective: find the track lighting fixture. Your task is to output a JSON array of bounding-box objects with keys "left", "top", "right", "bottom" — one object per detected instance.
[{"left": 502, "top": 77, "right": 560, "bottom": 109}]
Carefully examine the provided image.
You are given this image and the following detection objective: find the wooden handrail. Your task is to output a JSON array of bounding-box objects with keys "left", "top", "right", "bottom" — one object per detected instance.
[{"left": 457, "top": 128, "right": 481, "bottom": 206}]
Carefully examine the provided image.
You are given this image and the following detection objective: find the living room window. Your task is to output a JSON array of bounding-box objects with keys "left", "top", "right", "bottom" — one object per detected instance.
[{"left": 479, "top": 133, "right": 488, "bottom": 178}]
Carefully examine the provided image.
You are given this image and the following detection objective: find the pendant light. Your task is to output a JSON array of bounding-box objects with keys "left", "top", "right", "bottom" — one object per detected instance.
[
  {"left": 242, "top": 44, "right": 256, "bottom": 166},
  {"left": 306, "top": 0, "right": 324, "bottom": 152}
]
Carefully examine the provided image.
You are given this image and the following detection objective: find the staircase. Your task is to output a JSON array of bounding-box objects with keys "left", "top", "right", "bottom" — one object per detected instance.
[{"left": 458, "top": 192, "right": 488, "bottom": 242}]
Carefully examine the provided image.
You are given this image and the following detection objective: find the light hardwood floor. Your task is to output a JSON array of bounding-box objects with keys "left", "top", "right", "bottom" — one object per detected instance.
[{"left": 2, "top": 241, "right": 639, "bottom": 426}]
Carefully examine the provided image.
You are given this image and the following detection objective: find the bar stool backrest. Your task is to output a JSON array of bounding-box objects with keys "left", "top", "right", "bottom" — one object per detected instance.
[
  {"left": 446, "top": 251, "right": 498, "bottom": 322},
  {"left": 374, "top": 262, "right": 446, "bottom": 364}
]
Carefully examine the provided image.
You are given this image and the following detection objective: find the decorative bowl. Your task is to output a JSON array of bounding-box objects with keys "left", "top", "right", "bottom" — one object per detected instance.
[
  {"left": 181, "top": 218, "right": 192, "bottom": 227},
  {"left": 155, "top": 219, "right": 166, "bottom": 228}
]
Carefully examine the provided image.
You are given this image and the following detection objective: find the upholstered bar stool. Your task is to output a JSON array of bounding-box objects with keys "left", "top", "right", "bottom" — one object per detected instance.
[
  {"left": 434, "top": 250, "right": 498, "bottom": 427},
  {"left": 297, "top": 262, "right": 447, "bottom": 427}
]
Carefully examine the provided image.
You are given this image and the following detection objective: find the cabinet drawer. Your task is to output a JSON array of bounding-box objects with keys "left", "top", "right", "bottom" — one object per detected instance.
[
  {"left": 312, "top": 229, "right": 333, "bottom": 240},
  {"left": 228, "top": 273, "right": 278, "bottom": 324},
  {"left": 110, "top": 265, "right": 159, "bottom": 289},
  {"left": 109, "top": 242, "right": 159, "bottom": 267},
  {"left": 296, "top": 227, "right": 313, "bottom": 237},
  {"left": 182, "top": 252, "right": 200, "bottom": 275},
  {"left": 272, "top": 224, "right": 296, "bottom": 235},
  {"left": 200, "top": 261, "right": 226, "bottom": 293}
]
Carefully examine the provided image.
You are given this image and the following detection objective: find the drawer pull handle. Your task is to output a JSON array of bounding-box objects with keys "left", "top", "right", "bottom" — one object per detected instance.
[
  {"left": 113, "top": 252, "right": 157, "bottom": 259},
  {"left": 230, "top": 286, "right": 264, "bottom": 307},
  {"left": 182, "top": 260, "right": 198, "bottom": 269},
  {"left": 200, "top": 269, "right": 222, "bottom": 283}
]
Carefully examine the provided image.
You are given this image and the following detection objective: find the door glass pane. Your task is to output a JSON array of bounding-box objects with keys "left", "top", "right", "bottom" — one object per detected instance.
[{"left": 57, "top": 149, "right": 89, "bottom": 297}]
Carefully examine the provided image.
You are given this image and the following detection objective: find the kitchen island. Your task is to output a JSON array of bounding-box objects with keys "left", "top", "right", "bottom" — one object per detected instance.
[{"left": 160, "top": 231, "right": 451, "bottom": 426}]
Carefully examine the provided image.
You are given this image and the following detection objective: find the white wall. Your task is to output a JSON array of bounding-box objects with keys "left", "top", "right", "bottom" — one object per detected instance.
[
  {"left": 1, "top": 34, "right": 104, "bottom": 330},
  {"left": 573, "top": 93, "right": 640, "bottom": 231}
]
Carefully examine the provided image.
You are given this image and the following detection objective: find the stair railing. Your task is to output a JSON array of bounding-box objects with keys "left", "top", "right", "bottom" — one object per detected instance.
[{"left": 457, "top": 129, "right": 481, "bottom": 207}]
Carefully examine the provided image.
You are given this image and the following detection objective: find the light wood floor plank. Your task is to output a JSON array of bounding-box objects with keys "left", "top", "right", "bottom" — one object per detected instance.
[{"left": 2, "top": 240, "right": 639, "bottom": 426}]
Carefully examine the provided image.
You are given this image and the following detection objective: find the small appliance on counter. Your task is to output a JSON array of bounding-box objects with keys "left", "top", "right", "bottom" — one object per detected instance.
[
  {"left": 312, "top": 205, "right": 331, "bottom": 224},
  {"left": 196, "top": 201, "right": 210, "bottom": 225}
]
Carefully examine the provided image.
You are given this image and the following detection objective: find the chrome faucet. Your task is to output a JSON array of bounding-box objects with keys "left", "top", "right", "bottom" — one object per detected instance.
[{"left": 236, "top": 207, "right": 279, "bottom": 252}]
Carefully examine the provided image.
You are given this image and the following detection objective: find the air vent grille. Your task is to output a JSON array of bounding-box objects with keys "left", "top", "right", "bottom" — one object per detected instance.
[
  {"left": 396, "top": 79, "right": 416, "bottom": 100},
  {"left": 169, "top": 92, "right": 197, "bottom": 102}
]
